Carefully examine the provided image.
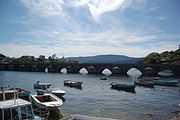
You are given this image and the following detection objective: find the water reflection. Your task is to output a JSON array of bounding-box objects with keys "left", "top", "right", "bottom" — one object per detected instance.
[{"left": 64, "top": 85, "right": 83, "bottom": 90}]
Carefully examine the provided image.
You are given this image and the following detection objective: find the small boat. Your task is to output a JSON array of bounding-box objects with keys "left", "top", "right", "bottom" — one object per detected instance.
[
  {"left": 152, "top": 80, "right": 178, "bottom": 86},
  {"left": 30, "top": 93, "right": 63, "bottom": 109},
  {"left": 37, "top": 88, "right": 65, "bottom": 97},
  {"left": 111, "top": 83, "right": 135, "bottom": 91},
  {"left": 34, "top": 81, "right": 51, "bottom": 89},
  {"left": 100, "top": 77, "right": 107, "bottom": 80},
  {"left": 0, "top": 86, "right": 36, "bottom": 120},
  {"left": 0, "top": 89, "right": 16, "bottom": 101},
  {"left": 64, "top": 80, "right": 82, "bottom": 87},
  {"left": 158, "top": 70, "right": 174, "bottom": 76},
  {"left": 134, "top": 80, "right": 155, "bottom": 87},
  {"left": 138, "top": 77, "right": 159, "bottom": 81},
  {"left": 9, "top": 88, "right": 30, "bottom": 99}
]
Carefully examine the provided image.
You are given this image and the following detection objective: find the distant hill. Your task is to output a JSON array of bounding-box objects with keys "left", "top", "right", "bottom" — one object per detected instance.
[{"left": 65, "top": 55, "right": 144, "bottom": 64}]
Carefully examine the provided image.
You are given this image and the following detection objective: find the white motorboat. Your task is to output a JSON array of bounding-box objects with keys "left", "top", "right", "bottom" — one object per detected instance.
[
  {"left": 34, "top": 81, "right": 51, "bottom": 89},
  {"left": 30, "top": 93, "right": 63, "bottom": 109},
  {"left": 37, "top": 88, "right": 65, "bottom": 97},
  {"left": 0, "top": 86, "right": 35, "bottom": 120},
  {"left": 48, "top": 88, "right": 65, "bottom": 97}
]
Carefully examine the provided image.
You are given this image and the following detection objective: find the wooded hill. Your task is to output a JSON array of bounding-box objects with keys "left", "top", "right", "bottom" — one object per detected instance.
[{"left": 143, "top": 49, "right": 180, "bottom": 64}]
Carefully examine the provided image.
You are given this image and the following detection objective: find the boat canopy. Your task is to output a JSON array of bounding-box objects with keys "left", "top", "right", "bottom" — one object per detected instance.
[{"left": 0, "top": 99, "right": 34, "bottom": 120}]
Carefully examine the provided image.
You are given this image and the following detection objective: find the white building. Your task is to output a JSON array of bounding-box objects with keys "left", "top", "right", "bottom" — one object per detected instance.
[{"left": 39, "top": 55, "right": 45, "bottom": 60}]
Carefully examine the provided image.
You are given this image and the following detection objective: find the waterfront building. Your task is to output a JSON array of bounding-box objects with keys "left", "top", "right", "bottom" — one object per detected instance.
[{"left": 39, "top": 55, "right": 45, "bottom": 60}]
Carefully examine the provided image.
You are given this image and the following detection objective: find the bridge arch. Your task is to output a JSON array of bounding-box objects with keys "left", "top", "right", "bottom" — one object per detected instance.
[
  {"left": 61, "top": 68, "right": 67, "bottom": 74},
  {"left": 79, "top": 68, "right": 88, "bottom": 74},
  {"left": 102, "top": 68, "right": 112, "bottom": 75},
  {"left": 127, "top": 67, "right": 142, "bottom": 76},
  {"left": 66, "top": 65, "right": 74, "bottom": 73},
  {"left": 111, "top": 66, "right": 122, "bottom": 74},
  {"left": 143, "top": 67, "right": 155, "bottom": 75},
  {"left": 87, "top": 66, "right": 96, "bottom": 74},
  {"left": 44, "top": 66, "right": 55, "bottom": 73},
  {"left": 45, "top": 67, "right": 48, "bottom": 73}
]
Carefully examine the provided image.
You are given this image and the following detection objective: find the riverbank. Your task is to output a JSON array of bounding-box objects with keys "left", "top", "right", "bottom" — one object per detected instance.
[{"left": 171, "top": 113, "right": 180, "bottom": 120}]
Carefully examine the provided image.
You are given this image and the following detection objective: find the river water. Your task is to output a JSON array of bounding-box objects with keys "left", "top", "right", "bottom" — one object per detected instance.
[{"left": 0, "top": 71, "right": 179, "bottom": 120}]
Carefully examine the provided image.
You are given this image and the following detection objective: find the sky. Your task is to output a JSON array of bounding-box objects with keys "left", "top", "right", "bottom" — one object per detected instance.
[{"left": 0, "top": 0, "right": 180, "bottom": 58}]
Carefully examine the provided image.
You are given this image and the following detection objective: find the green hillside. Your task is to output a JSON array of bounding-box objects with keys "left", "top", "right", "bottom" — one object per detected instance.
[{"left": 143, "top": 49, "right": 180, "bottom": 64}]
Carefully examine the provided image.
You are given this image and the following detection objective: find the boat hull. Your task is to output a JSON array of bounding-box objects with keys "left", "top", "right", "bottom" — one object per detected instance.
[
  {"left": 64, "top": 80, "right": 82, "bottom": 87},
  {"left": 34, "top": 84, "right": 51, "bottom": 89},
  {"left": 111, "top": 83, "right": 135, "bottom": 91},
  {"left": 152, "top": 80, "right": 178, "bottom": 86},
  {"left": 30, "top": 93, "right": 63, "bottom": 109},
  {"left": 158, "top": 72, "right": 174, "bottom": 76},
  {"left": 37, "top": 89, "right": 66, "bottom": 97},
  {"left": 134, "top": 81, "right": 155, "bottom": 87},
  {"left": 9, "top": 88, "right": 30, "bottom": 99},
  {"left": 100, "top": 77, "right": 107, "bottom": 80}
]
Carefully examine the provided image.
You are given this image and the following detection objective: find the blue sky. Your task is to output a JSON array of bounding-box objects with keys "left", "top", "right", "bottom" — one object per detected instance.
[{"left": 0, "top": 0, "right": 180, "bottom": 58}]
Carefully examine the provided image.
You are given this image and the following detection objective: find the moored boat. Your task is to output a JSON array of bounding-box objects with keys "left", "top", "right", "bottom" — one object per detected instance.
[
  {"left": 30, "top": 93, "right": 63, "bottom": 109},
  {"left": 152, "top": 80, "right": 178, "bottom": 86},
  {"left": 158, "top": 70, "right": 174, "bottom": 76},
  {"left": 34, "top": 81, "right": 51, "bottom": 89},
  {"left": 0, "top": 86, "right": 36, "bottom": 120},
  {"left": 47, "top": 88, "right": 65, "bottom": 97},
  {"left": 64, "top": 80, "right": 82, "bottom": 87},
  {"left": 111, "top": 83, "right": 135, "bottom": 91},
  {"left": 100, "top": 77, "right": 107, "bottom": 80},
  {"left": 37, "top": 88, "right": 65, "bottom": 97},
  {"left": 9, "top": 88, "right": 30, "bottom": 99},
  {"left": 0, "top": 89, "right": 16, "bottom": 101},
  {"left": 134, "top": 80, "right": 155, "bottom": 87}
]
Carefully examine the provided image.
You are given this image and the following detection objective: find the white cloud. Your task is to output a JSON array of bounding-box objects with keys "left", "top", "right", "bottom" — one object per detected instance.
[
  {"left": 148, "top": 6, "right": 159, "bottom": 11},
  {"left": 86, "top": 0, "right": 126, "bottom": 22},
  {"left": 54, "top": 31, "right": 59, "bottom": 35},
  {"left": 20, "top": 0, "right": 65, "bottom": 17},
  {"left": 20, "top": 0, "right": 129, "bottom": 22},
  {"left": 157, "top": 16, "right": 166, "bottom": 20},
  {"left": 5, "top": 0, "right": 177, "bottom": 58}
]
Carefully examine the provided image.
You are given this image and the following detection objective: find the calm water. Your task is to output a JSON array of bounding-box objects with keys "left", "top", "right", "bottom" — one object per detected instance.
[{"left": 0, "top": 71, "right": 180, "bottom": 120}]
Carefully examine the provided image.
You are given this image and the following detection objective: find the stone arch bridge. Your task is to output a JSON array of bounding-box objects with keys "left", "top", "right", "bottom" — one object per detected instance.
[{"left": 0, "top": 63, "right": 180, "bottom": 76}]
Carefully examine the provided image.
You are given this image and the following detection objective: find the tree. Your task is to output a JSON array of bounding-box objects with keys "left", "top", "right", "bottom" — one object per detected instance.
[{"left": 143, "top": 52, "right": 161, "bottom": 64}]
